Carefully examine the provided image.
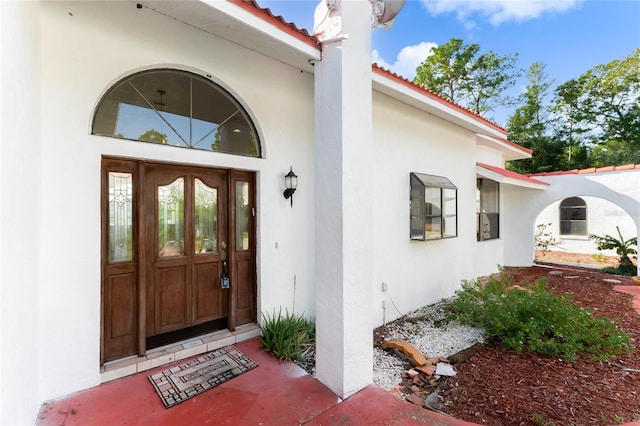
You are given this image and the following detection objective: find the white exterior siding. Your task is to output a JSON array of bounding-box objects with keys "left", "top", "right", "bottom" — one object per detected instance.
[
  {"left": 371, "top": 91, "right": 485, "bottom": 325},
  {"left": 504, "top": 170, "right": 640, "bottom": 267},
  {"left": 1, "top": 1, "right": 531, "bottom": 423},
  {"left": 476, "top": 144, "right": 505, "bottom": 166},
  {"left": 1, "top": 2, "right": 43, "bottom": 424},
  {"left": 11, "top": 1, "right": 317, "bottom": 412},
  {"left": 536, "top": 195, "right": 637, "bottom": 256}
]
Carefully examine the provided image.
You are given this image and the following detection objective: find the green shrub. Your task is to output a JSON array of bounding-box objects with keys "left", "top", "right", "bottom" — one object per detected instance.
[
  {"left": 260, "top": 309, "right": 315, "bottom": 363},
  {"left": 445, "top": 272, "right": 630, "bottom": 361},
  {"left": 602, "top": 262, "right": 637, "bottom": 276}
]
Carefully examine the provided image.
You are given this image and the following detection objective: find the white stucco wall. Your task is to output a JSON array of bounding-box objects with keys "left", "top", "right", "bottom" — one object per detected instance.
[
  {"left": 536, "top": 197, "right": 636, "bottom": 255},
  {"left": 1, "top": 1, "right": 531, "bottom": 422},
  {"left": 0, "top": 2, "right": 43, "bottom": 424},
  {"left": 2, "top": 2, "right": 316, "bottom": 417},
  {"left": 476, "top": 144, "right": 505, "bottom": 166},
  {"left": 314, "top": 0, "right": 375, "bottom": 398},
  {"left": 504, "top": 170, "right": 640, "bottom": 268},
  {"left": 370, "top": 91, "right": 491, "bottom": 326}
]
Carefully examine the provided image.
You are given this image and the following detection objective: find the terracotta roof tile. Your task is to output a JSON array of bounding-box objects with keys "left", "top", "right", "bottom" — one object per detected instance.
[
  {"left": 529, "top": 164, "right": 640, "bottom": 177},
  {"left": 615, "top": 164, "right": 639, "bottom": 171},
  {"left": 577, "top": 168, "right": 597, "bottom": 174},
  {"left": 236, "top": 0, "right": 320, "bottom": 47},
  {"left": 477, "top": 163, "right": 549, "bottom": 186},
  {"left": 373, "top": 64, "right": 507, "bottom": 134}
]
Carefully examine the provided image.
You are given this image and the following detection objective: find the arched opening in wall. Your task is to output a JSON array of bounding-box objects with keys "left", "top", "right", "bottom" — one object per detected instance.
[{"left": 533, "top": 196, "right": 637, "bottom": 268}]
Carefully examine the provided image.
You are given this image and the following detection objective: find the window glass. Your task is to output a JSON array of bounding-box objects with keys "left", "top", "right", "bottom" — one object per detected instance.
[
  {"left": 235, "top": 181, "right": 250, "bottom": 251},
  {"left": 194, "top": 179, "right": 217, "bottom": 254},
  {"left": 93, "top": 69, "right": 260, "bottom": 157},
  {"left": 443, "top": 188, "right": 458, "bottom": 238},
  {"left": 410, "top": 173, "right": 457, "bottom": 240},
  {"left": 108, "top": 172, "right": 133, "bottom": 262},
  {"left": 559, "top": 197, "right": 587, "bottom": 236},
  {"left": 158, "top": 178, "right": 184, "bottom": 257},
  {"left": 476, "top": 179, "right": 499, "bottom": 241},
  {"left": 410, "top": 174, "right": 425, "bottom": 239}
]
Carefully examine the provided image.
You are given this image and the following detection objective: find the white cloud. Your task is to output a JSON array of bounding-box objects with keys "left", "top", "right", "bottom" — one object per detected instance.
[
  {"left": 371, "top": 41, "right": 438, "bottom": 80},
  {"left": 420, "top": 0, "right": 581, "bottom": 25}
]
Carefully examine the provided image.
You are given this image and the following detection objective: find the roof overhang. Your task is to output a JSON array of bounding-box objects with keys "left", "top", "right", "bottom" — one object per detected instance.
[
  {"left": 372, "top": 67, "right": 507, "bottom": 139},
  {"left": 135, "top": 0, "right": 321, "bottom": 73},
  {"left": 476, "top": 134, "right": 532, "bottom": 161},
  {"left": 477, "top": 163, "right": 549, "bottom": 190}
]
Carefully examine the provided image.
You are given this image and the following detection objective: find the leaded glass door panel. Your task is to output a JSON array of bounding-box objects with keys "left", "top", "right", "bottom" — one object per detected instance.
[
  {"left": 143, "top": 163, "right": 228, "bottom": 336},
  {"left": 102, "top": 158, "right": 139, "bottom": 363},
  {"left": 102, "top": 157, "right": 256, "bottom": 364}
]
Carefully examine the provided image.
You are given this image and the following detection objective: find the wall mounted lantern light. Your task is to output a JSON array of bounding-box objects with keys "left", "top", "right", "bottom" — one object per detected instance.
[{"left": 283, "top": 167, "right": 298, "bottom": 207}]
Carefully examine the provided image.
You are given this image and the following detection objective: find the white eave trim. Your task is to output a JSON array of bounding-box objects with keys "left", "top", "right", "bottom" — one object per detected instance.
[
  {"left": 476, "top": 134, "right": 531, "bottom": 161},
  {"left": 477, "top": 165, "right": 548, "bottom": 190},
  {"left": 371, "top": 72, "right": 506, "bottom": 138},
  {"left": 138, "top": 0, "right": 321, "bottom": 72},
  {"left": 206, "top": 0, "right": 320, "bottom": 58}
]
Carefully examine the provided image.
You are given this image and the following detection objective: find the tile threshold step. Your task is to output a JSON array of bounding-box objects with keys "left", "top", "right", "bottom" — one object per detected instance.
[{"left": 100, "top": 323, "right": 261, "bottom": 383}]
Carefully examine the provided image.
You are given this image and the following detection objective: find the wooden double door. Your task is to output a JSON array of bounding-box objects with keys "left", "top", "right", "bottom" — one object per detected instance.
[{"left": 101, "top": 158, "right": 256, "bottom": 363}]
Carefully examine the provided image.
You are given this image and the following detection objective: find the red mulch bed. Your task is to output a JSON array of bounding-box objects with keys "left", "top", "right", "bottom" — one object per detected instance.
[{"left": 437, "top": 265, "right": 640, "bottom": 425}]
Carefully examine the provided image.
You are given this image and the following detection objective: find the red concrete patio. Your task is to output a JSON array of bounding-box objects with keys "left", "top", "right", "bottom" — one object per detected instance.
[
  {"left": 36, "top": 283, "right": 640, "bottom": 426},
  {"left": 35, "top": 337, "right": 474, "bottom": 426}
]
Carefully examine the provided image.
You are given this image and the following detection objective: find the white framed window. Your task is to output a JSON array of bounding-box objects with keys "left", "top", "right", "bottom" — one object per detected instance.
[
  {"left": 477, "top": 178, "right": 499, "bottom": 241},
  {"left": 410, "top": 173, "right": 457, "bottom": 241},
  {"left": 560, "top": 197, "right": 587, "bottom": 236}
]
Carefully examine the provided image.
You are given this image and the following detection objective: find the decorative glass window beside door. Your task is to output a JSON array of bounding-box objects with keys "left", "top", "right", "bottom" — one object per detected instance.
[
  {"left": 158, "top": 178, "right": 184, "bottom": 257},
  {"left": 108, "top": 172, "right": 133, "bottom": 262},
  {"left": 410, "top": 173, "right": 458, "bottom": 240},
  {"left": 236, "top": 181, "right": 250, "bottom": 251}
]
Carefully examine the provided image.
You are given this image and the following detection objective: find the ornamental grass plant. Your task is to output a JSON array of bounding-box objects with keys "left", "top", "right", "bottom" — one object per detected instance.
[{"left": 260, "top": 309, "right": 315, "bottom": 364}]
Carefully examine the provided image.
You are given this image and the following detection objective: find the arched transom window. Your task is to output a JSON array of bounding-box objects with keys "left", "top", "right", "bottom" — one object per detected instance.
[
  {"left": 559, "top": 197, "right": 587, "bottom": 236},
  {"left": 93, "top": 69, "right": 261, "bottom": 157}
]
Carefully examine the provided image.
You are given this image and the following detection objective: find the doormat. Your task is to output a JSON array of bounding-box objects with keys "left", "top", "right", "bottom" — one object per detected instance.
[{"left": 148, "top": 345, "right": 258, "bottom": 408}]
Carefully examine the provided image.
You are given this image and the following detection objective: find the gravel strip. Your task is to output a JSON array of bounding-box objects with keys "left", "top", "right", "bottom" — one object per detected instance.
[{"left": 373, "top": 300, "right": 484, "bottom": 391}]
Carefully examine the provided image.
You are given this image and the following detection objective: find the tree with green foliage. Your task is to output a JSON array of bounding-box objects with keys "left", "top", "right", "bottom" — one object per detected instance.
[
  {"left": 414, "top": 38, "right": 520, "bottom": 117},
  {"left": 551, "top": 78, "right": 595, "bottom": 169},
  {"left": 551, "top": 48, "right": 640, "bottom": 168},
  {"left": 580, "top": 48, "right": 640, "bottom": 147},
  {"left": 508, "top": 50, "right": 640, "bottom": 173},
  {"left": 139, "top": 129, "right": 168, "bottom": 144},
  {"left": 414, "top": 38, "right": 479, "bottom": 104},
  {"left": 464, "top": 50, "right": 520, "bottom": 116},
  {"left": 507, "top": 62, "right": 565, "bottom": 173}
]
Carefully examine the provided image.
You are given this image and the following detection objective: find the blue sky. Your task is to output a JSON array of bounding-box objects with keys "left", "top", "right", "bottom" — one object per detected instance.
[{"left": 257, "top": 0, "right": 640, "bottom": 125}]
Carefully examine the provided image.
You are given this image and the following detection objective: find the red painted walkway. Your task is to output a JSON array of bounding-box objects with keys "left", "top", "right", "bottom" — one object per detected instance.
[
  {"left": 37, "top": 282, "right": 640, "bottom": 425},
  {"left": 36, "top": 338, "right": 473, "bottom": 426},
  {"left": 614, "top": 284, "right": 640, "bottom": 312}
]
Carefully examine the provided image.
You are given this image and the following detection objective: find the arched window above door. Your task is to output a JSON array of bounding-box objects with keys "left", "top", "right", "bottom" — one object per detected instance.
[
  {"left": 93, "top": 69, "right": 261, "bottom": 157},
  {"left": 560, "top": 197, "right": 587, "bottom": 236}
]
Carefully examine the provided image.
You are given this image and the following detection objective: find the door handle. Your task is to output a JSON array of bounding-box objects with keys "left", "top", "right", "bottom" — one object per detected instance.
[{"left": 220, "top": 241, "right": 227, "bottom": 261}]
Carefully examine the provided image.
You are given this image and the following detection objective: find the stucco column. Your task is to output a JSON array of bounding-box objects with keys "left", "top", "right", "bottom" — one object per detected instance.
[{"left": 314, "top": 0, "right": 374, "bottom": 398}]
